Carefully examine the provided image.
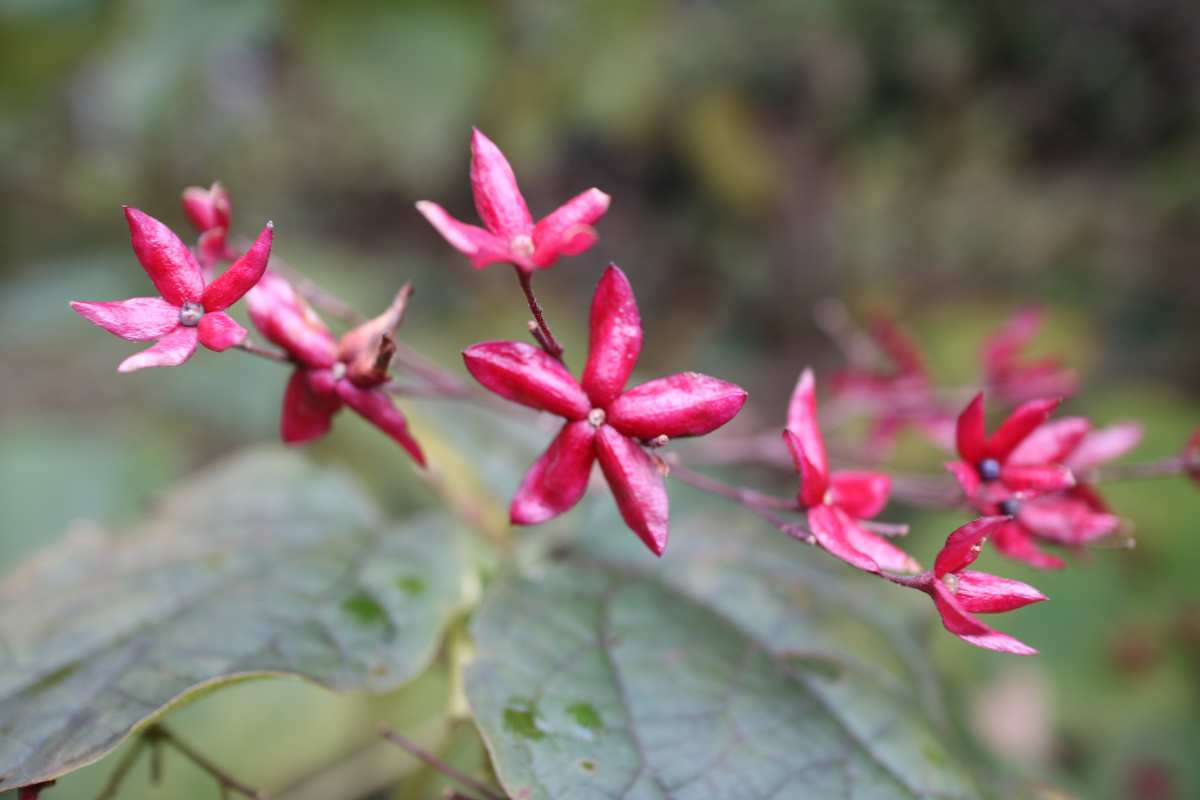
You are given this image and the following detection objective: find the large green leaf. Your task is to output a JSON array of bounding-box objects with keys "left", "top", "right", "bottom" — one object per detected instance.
[
  {"left": 467, "top": 510, "right": 981, "bottom": 800},
  {"left": 0, "top": 447, "right": 468, "bottom": 791}
]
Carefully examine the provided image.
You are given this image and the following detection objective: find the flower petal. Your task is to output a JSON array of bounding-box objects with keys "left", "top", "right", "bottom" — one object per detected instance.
[
  {"left": 785, "top": 430, "right": 828, "bottom": 508},
  {"left": 1017, "top": 496, "right": 1120, "bottom": 545},
  {"left": 580, "top": 264, "right": 642, "bottom": 407},
  {"left": 335, "top": 381, "right": 426, "bottom": 466},
  {"left": 945, "top": 460, "right": 982, "bottom": 499},
  {"left": 531, "top": 188, "right": 611, "bottom": 268},
  {"left": 594, "top": 425, "right": 668, "bottom": 556},
  {"left": 116, "top": 325, "right": 197, "bottom": 373},
  {"left": 415, "top": 201, "right": 512, "bottom": 269},
  {"left": 869, "top": 315, "right": 926, "bottom": 376},
  {"left": 1000, "top": 463, "right": 1075, "bottom": 492},
  {"left": 953, "top": 571, "right": 1047, "bottom": 613},
  {"left": 182, "top": 182, "right": 231, "bottom": 232},
  {"left": 606, "top": 373, "right": 747, "bottom": 440},
  {"left": 124, "top": 207, "right": 203, "bottom": 305},
  {"left": 1064, "top": 422, "right": 1143, "bottom": 473},
  {"left": 827, "top": 471, "right": 891, "bottom": 519},
  {"left": 986, "top": 397, "right": 1061, "bottom": 460},
  {"left": 69, "top": 297, "right": 180, "bottom": 341},
  {"left": 196, "top": 311, "right": 248, "bottom": 351},
  {"left": 281, "top": 369, "right": 341, "bottom": 444},
  {"left": 786, "top": 368, "right": 828, "bottom": 478},
  {"left": 470, "top": 128, "right": 532, "bottom": 240},
  {"left": 934, "top": 516, "right": 1010, "bottom": 577},
  {"left": 955, "top": 393, "right": 987, "bottom": 464},
  {"left": 510, "top": 420, "right": 596, "bottom": 525},
  {"left": 201, "top": 222, "right": 273, "bottom": 311},
  {"left": 992, "top": 522, "right": 1066, "bottom": 570},
  {"left": 462, "top": 341, "right": 590, "bottom": 419},
  {"left": 245, "top": 271, "right": 338, "bottom": 368},
  {"left": 930, "top": 580, "right": 1037, "bottom": 655},
  {"left": 1007, "top": 417, "right": 1090, "bottom": 466},
  {"left": 839, "top": 509, "right": 920, "bottom": 573},
  {"left": 805, "top": 504, "right": 878, "bottom": 573},
  {"left": 983, "top": 307, "right": 1041, "bottom": 374}
]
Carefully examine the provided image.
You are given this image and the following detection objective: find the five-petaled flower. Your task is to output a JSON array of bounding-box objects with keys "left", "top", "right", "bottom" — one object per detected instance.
[
  {"left": 982, "top": 308, "right": 1078, "bottom": 404},
  {"left": 181, "top": 181, "right": 233, "bottom": 266},
  {"left": 246, "top": 272, "right": 425, "bottom": 466},
  {"left": 923, "top": 516, "right": 1047, "bottom": 655},
  {"left": 70, "top": 207, "right": 272, "bottom": 373},
  {"left": 416, "top": 128, "right": 610, "bottom": 273},
  {"left": 462, "top": 265, "right": 746, "bottom": 555},
  {"left": 784, "top": 369, "right": 920, "bottom": 574}
]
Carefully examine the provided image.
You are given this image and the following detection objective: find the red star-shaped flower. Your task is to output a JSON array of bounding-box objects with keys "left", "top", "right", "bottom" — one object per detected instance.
[
  {"left": 181, "top": 181, "right": 233, "bottom": 266},
  {"left": 784, "top": 369, "right": 920, "bottom": 574},
  {"left": 462, "top": 265, "right": 747, "bottom": 555},
  {"left": 417, "top": 128, "right": 610, "bottom": 273},
  {"left": 70, "top": 208, "right": 272, "bottom": 373},
  {"left": 982, "top": 308, "right": 1078, "bottom": 403},
  {"left": 925, "top": 517, "right": 1047, "bottom": 655},
  {"left": 246, "top": 272, "right": 425, "bottom": 466}
]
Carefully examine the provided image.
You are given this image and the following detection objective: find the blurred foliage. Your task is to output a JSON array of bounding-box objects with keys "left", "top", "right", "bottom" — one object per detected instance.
[{"left": 1, "top": 0, "right": 1199, "bottom": 798}]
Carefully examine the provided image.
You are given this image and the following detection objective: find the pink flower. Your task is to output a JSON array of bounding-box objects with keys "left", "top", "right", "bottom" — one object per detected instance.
[
  {"left": 831, "top": 316, "right": 953, "bottom": 456},
  {"left": 924, "top": 517, "right": 1047, "bottom": 655},
  {"left": 982, "top": 308, "right": 1078, "bottom": 403},
  {"left": 783, "top": 369, "right": 920, "bottom": 574},
  {"left": 416, "top": 128, "right": 611, "bottom": 273},
  {"left": 182, "top": 182, "right": 234, "bottom": 266},
  {"left": 246, "top": 273, "right": 425, "bottom": 466},
  {"left": 462, "top": 265, "right": 746, "bottom": 555},
  {"left": 70, "top": 208, "right": 272, "bottom": 373}
]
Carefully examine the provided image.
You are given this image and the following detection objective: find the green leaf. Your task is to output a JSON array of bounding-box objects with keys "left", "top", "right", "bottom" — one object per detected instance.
[
  {"left": 466, "top": 511, "right": 981, "bottom": 799},
  {"left": 0, "top": 447, "right": 468, "bottom": 791}
]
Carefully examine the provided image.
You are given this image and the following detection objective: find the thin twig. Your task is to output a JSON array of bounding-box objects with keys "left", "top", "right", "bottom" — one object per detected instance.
[
  {"left": 235, "top": 340, "right": 293, "bottom": 364},
  {"left": 377, "top": 724, "right": 504, "bottom": 800},
  {"left": 667, "top": 460, "right": 795, "bottom": 510},
  {"left": 148, "top": 725, "right": 267, "bottom": 799},
  {"left": 95, "top": 739, "right": 146, "bottom": 800},
  {"left": 1086, "top": 455, "right": 1200, "bottom": 483},
  {"left": 515, "top": 267, "right": 564, "bottom": 360}
]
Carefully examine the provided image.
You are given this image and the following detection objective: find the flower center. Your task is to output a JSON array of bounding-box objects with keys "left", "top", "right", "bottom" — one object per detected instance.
[
  {"left": 940, "top": 573, "right": 960, "bottom": 593},
  {"left": 587, "top": 408, "right": 606, "bottom": 427},
  {"left": 977, "top": 458, "right": 1001, "bottom": 482},
  {"left": 510, "top": 234, "right": 535, "bottom": 259},
  {"left": 178, "top": 301, "right": 205, "bottom": 327},
  {"left": 999, "top": 497, "right": 1021, "bottom": 517},
  {"left": 330, "top": 362, "right": 347, "bottom": 381}
]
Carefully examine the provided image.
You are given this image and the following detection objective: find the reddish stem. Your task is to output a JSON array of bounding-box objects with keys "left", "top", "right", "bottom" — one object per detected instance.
[{"left": 515, "top": 267, "right": 564, "bottom": 361}]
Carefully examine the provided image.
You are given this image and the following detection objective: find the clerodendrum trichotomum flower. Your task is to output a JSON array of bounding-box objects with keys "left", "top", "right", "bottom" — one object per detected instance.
[
  {"left": 463, "top": 265, "right": 746, "bottom": 555},
  {"left": 925, "top": 516, "right": 1047, "bottom": 655},
  {"left": 982, "top": 307, "right": 1078, "bottom": 403},
  {"left": 784, "top": 369, "right": 920, "bottom": 574},
  {"left": 181, "top": 181, "right": 233, "bottom": 266},
  {"left": 70, "top": 208, "right": 272, "bottom": 372},
  {"left": 416, "top": 128, "right": 610, "bottom": 272},
  {"left": 246, "top": 272, "right": 425, "bottom": 466}
]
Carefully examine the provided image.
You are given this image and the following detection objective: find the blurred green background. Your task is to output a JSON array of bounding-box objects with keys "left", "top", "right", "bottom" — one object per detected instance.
[{"left": 2, "top": 1, "right": 1198, "bottom": 798}]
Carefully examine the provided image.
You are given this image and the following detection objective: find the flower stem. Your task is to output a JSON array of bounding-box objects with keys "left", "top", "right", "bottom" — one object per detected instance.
[
  {"left": 235, "top": 340, "right": 293, "bottom": 364},
  {"left": 377, "top": 724, "right": 504, "bottom": 800},
  {"left": 515, "top": 267, "right": 564, "bottom": 361}
]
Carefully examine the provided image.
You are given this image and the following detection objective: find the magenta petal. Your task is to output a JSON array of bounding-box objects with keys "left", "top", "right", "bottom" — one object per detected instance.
[
  {"left": 785, "top": 429, "right": 828, "bottom": 508},
  {"left": 531, "top": 188, "right": 611, "bottom": 267},
  {"left": 462, "top": 341, "right": 590, "bottom": 419},
  {"left": 1018, "top": 496, "right": 1120, "bottom": 545},
  {"left": 70, "top": 297, "right": 180, "bottom": 341},
  {"left": 201, "top": 222, "right": 273, "bottom": 311},
  {"left": 806, "top": 504, "right": 879, "bottom": 574},
  {"left": 594, "top": 425, "right": 668, "bottom": 556},
  {"left": 869, "top": 316, "right": 926, "bottom": 376},
  {"left": 983, "top": 307, "right": 1041, "bottom": 373},
  {"left": 934, "top": 516, "right": 1010, "bottom": 577},
  {"left": 1007, "top": 417, "right": 1091, "bottom": 466},
  {"left": 196, "top": 311, "right": 247, "bottom": 351},
  {"left": 116, "top": 325, "right": 198, "bottom": 373},
  {"left": 955, "top": 393, "right": 987, "bottom": 464},
  {"left": 336, "top": 381, "right": 426, "bottom": 466},
  {"left": 945, "top": 460, "right": 982, "bottom": 499},
  {"left": 469, "top": 128, "right": 533, "bottom": 240},
  {"left": 786, "top": 368, "right": 828, "bottom": 477},
  {"left": 1065, "top": 422, "right": 1143, "bottom": 472},
  {"left": 986, "top": 397, "right": 1061, "bottom": 460},
  {"left": 510, "top": 420, "right": 596, "bottom": 525},
  {"left": 246, "top": 272, "right": 338, "bottom": 368},
  {"left": 839, "top": 509, "right": 920, "bottom": 573},
  {"left": 826, "top": 471, "right": 891, "bottom": 520},
  {"left": 992, "top": 522, "right": 1066, "bottom": 570},
  {"left": 954, "top": 570, "right": 1047, "bottom": 613},
  {"left": 931, "top": 581, "right": 1037, "bottom": 655},
  {"left": 124, "top": 207, "right": 204, "bottom": 306},
  {"left": 182, "top": 182, "right": 231, "bottom": 232},
  {"left": 1000, "top": 463, "right": 1075, "bottom": 492},
  {"left": 281, "top": 369, "right": 341, "bottom": 444},
  {"left": 607, "top": 373, "right": 747, "bottom": 440},
  {"left": 580, "top": 265, "right": 642, "bottom": 407},
  {"left": 415, "top": 201, "right": 512, "bottom": 269}
]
